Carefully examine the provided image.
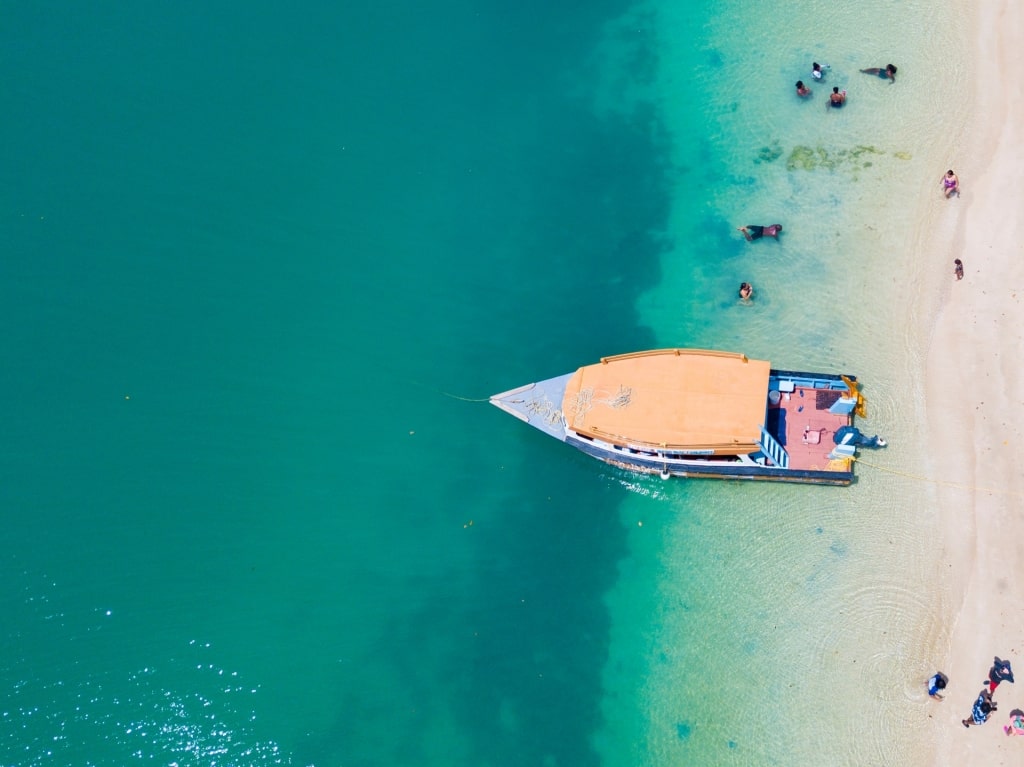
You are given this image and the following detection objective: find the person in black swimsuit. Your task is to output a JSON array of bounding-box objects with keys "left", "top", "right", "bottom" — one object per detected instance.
[
  {"left": 860, "top": 64, "right": 897, "bottom": 82},
  {"left": 829, "top": 87, "right": 846, "bottom": 108}
]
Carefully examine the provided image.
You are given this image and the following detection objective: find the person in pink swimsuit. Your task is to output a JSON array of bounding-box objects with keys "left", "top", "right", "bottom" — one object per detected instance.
[{"left": 942, "top": 169, "right": 960, "bottom": 198}]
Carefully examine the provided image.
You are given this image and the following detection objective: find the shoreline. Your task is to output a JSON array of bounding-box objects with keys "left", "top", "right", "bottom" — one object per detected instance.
[
  {"left": 925, "top": 0, "right": 1024, "bottom": 761},
  {"left": 596, "top": 1, "right": 988, "bottom": 764}
]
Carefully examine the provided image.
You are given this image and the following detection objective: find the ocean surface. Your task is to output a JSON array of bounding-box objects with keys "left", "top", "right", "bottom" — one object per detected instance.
[{"left": 1, "top": 1, "right": 965, "bottom": 766}]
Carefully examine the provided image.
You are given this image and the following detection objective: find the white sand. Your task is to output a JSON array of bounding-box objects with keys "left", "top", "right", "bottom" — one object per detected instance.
[{"left": 925, "top": 0, "right": 1024, "bottom": 760}]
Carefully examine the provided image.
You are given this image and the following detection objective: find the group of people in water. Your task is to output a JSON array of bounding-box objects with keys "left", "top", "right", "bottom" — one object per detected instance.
[
  {"left": 927, "top": 656, "right": 1021, "bottom": 733},
  {"left": 794, "top": 61, "right": 897, "bottom": 109},
  {"left": 736, "top": 60, "right": 964, "bottom": 302}
]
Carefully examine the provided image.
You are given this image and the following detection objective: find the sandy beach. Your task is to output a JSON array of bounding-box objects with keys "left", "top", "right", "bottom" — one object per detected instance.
[{"left": 926, "top": 0, "right": 1024, "bottom": 761}]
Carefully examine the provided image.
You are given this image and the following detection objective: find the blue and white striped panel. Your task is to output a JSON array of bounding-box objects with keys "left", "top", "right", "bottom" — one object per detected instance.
[{"left": 758, "top": 427, "right": 790, "bottom": 469}]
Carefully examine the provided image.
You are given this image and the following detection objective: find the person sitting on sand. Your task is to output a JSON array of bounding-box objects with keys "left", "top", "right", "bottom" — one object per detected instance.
[
  {"left": 738, "top": 282, "right": 754, "bottom": 301},
  {"left": 828, "top": 87, "right": 846, "bottom": 108},
  {"left": 738, "top": 225, "right": 782, "bottom": 241},
  {"left": 795, "top": 80, "right": 811, "bottom": 97},
  {"left": 942, "top": 169, "right": 960, "bottom": 198},
  {"left": 927, "top": 672, "right": 948, "bottom": 700},
  {"left": 954, "top": 258, "right": 964, "bottom": 280},
  {"left": 860, "top": 64, "right": 897, "bottom": 82},
  {"left": 811, "top": 62, "right": 827, "bottom": 81}
]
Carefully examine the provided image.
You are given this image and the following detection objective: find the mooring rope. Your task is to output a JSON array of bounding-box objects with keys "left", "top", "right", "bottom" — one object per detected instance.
[
  {"left": 851, "top": 455, "right": 1023, "bottom": 498},
  {"left": 438, "top": 390, "right": 491, "bottom": 402}
]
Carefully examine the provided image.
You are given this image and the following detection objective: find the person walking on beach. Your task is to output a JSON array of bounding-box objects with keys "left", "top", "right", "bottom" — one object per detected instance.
[
  {"left": 987, "top": 656, "right": 1014, "bottom": 693},
  {"left": 963, "top": 688, "right": 998, "bottom": 728},
  {"left": 738, "top": 224, "right": 782, "bottom": 241},
  {"left": 954, "top": 259, "right": 964, "bottom": 280},
  {"left": 795, "top": 80, "right": 811, "bottom": 97},
  {"left": 942, "top": 169, "right": 960, "bottom": 198},
  {"left": 828, "top": 87, "right": 846, "bottom": 108},
  {"left": 927, "top": 672, "right": 948, "bottom": 700},
  {"left": 860, "top": 64, "right": 897, "bottom": 82}
]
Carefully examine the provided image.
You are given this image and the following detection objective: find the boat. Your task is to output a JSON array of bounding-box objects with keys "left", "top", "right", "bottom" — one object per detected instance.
[{"left": 490, "top": 348, "right": 885, "bottom": 486}]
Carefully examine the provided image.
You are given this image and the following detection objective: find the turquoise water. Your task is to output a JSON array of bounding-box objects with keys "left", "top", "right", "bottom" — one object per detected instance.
[
  {"left": 1, "top": 2, "right": 668, "bottom": 765},
  {"left": 1, "top": 1, "right": 963, "bottom": 765}
]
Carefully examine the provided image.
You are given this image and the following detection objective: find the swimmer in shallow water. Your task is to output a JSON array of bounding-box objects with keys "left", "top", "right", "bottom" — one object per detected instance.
[
  {"left": 829, "top": 87, "right": 846, "bottom": 108},
  {"left": 795, "top": 80, "right": 811, "bottom": 97},
  {"left": 739, "top": 282, "right": 754, "bottom": 301},
  {"left": 860, "top": 64, "right": 897, "bottom": 82},
  {"left": 738, "top": 224, "right": 782, "bottom": 241}
]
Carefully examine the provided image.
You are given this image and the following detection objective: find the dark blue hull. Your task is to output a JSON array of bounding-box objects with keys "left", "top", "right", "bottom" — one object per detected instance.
[{"left": 568, "top": 436, "right": 854, "bottom": 486}]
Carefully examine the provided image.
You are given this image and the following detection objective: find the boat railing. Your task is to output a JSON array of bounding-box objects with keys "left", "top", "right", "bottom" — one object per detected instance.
[
  {"left": 600, "top": 348, "right": 749, "bottom": 364},
  {"left": 575, "top": 426, "right": 757, "bottom": 455}
]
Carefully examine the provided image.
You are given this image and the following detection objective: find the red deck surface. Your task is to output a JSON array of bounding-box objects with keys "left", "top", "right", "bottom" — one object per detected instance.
[{"left": 770, "top": 386, "right": 852, "bottom": 471}]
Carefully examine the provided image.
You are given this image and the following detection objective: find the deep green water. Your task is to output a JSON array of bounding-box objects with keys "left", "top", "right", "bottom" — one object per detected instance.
[{"left": 1, "top": 2, "right": 680, "bottom": 765}]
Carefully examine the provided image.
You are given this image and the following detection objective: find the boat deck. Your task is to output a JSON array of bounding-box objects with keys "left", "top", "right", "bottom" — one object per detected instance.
[{"left": 768, "top": 385, "right": 853, "bottom": 472}]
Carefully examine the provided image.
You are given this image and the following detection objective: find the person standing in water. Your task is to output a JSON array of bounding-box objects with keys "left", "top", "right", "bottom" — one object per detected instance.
[
  {"left": 795, "top": 80, "right": 811, "bottom": 97},
  {"left": 860, "top": 64, "right": 897, "bottom": 82},
  {"left": 829, "top": 87, "right": 846, "bottom": 108},
  {"left": 811, "top": 62, "right": 828, "bottom": 81},
  {"left": 738, "top": 282, "right": 754, "bottom": 301}
]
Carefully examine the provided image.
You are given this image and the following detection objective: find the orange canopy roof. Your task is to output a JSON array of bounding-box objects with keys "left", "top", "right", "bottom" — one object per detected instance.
[{"left": 561, "top": 349, "right": 770, "bottom": 451}]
